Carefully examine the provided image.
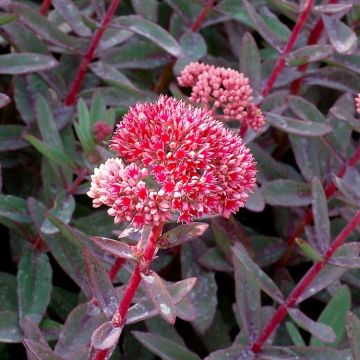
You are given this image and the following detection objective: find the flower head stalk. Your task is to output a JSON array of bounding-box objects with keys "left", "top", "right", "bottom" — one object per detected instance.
[
  {"left": 177, "top": 62, "right": 265, "bottom": 132},
  {"left": 88, "top": 96, "right": 256, "bottom": 228}
]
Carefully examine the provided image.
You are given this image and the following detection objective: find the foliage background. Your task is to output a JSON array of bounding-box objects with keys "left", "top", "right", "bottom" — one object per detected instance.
[{"left": 0, "top": 0, "right": 360, "bottom": 359}]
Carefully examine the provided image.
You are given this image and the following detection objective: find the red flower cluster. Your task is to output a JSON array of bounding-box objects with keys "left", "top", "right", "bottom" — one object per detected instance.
[
  {"left": 88, "top": 96, "right": 256, "bottom": 228},
  {"left": 177, "top": 62, "right": 265, "bottom": 131}
]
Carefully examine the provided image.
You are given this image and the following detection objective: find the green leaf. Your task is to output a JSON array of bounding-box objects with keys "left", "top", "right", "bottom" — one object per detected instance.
[
  {"left": 232, "top": 243, "right": 284, "bottom": 303},
  {"left": 240, "top": 32, "right": 261, "bottom": 93},
  {"left": 312, "top": 177, "right": 330, "bottom": 253},
  {"left": 132, "top": 331, "right": 201, "bottom": 360},
  {"left": 0, "top": 53, "right": 57, "bottom": 74},
  {"left": 25, "top": 134, "right": 76, "bottom": 169},
  {"left": 0, "top": 195, "right": 31, "bottom": 223},
  {"left": 0, "top": 125, "right": 28, "bottom": 151},
  {"left": 265, "top": 112, "right": 333, "bottom": 136},
  {"left": 36, "top": 95, "right": 63, "bottom": 150},
  {"left": 74, "top": 99, "right": 96, "bottom": 154},
  {"left": 346, "top": 311, "right": 360, "bottom": 360},
  {"left": 286, "top": 321, "right": 305, "bottom": 346},
  {"left": 90, "top": 92, "right": 107, "bottom": 126},
  {"left": 295, "top": 238, "right": 323, "bottom": 262},
  {"left": 17, "top": 251, "right": 52, "bottom": 326},
  {"left": 287, "top": 45, "right": 334, "bottom": 66},
  {"left": 52, "top": 0, "right": 91, "bottom": 37},
  {"left": 0, "top": 311, "right": 23, "bottom": 343},
  {"left": 181, "top": 243, "right": 217, "bottom": 333},
  {"left": 115, "top": 16, "right": 183, "bottom": 57},
  {"left": 0, "top": 273, "right": 17, "bottom": 312},
  {"left": 262, "top": 180, "right": 312, "bottom": 206},
  {"left": 41, "top": 192, "right": 75, "bottom": 234},
  {"left": 0, "top": 13, "right": 17, "bottom": 25},
  {"left": 310, "top": 286, "right": 351, "bottom": 347}
]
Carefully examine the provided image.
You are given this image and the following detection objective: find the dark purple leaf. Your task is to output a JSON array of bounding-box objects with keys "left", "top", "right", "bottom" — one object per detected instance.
[
  {"left": 232, "top": 243, "right": 284, "bottom": 303},
  {"left": 91, "top": 321, "right": 122, "bottom": 350},
  {"left": 245, "top": 185, "right": 265, "bottom": 213},
  {"left": 17, "top": 251, "right": 52, "bottom": 326},
  {"left": 322, "top": 14, "right": 357, "bottom": 54},
  {"left": 233, "top": 245, "right": 261, "bottom": 343},
  {"left": 24, "top": 339, "right": 65, "bottom": 360},
  {"left": 83, "top": 248, "right": 119, "bottom": 318},
  {"left": 158, "top": 222, "right": 208, "bottom": 249},
  {"left": 140, "top": 270, "right": 176, "bottom": 324},
  {"left": 265, "top": 112, "right": 333, "bottom": 136},
  {"left": 312, "top": 178, "right": 330, "bottom": 253},
  {"left": 199, "top": 248, "right": 233, "bottom": 272},
  {"left": 55, "top": 303, "right": 105, "bottom": 356},
  {"left": 91, "top": 236, "right": 136, "bottom": 261},
  {"left": 346, "top": 311, "right": 360, "bottom": 359},
  {"left": 250, "top": 236, "right": 287, "bottom": 267},
  {"left": 288, "top": 308, "right": 336, "bottom": 343},
  {"left": 287, "top": 45, "right": 334, "bottom": 66},
  {"left": 262, "top": 179, "right": 312, "bottom": 206}
]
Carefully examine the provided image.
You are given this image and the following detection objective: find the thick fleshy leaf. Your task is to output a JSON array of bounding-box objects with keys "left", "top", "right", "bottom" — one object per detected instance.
[
  {"left": 25, "top": 135, "right": 76, "bottom": 169},
  {"left": 52, "top": 0, "right": 91, "bottom": 37},
  {"left": 232, "top": 243, "right": 283, "bottom": 303},
  {"left": 330, "top": 243, "right": 360, "bottom": 268},
  {"left": 132, "top": 331, "right": 201, "bottom": 360},
  {"left": 240, "top": 32, "right": 261, "bottom": 93},
  {"left": 114, "top": 16, "right": 182, "bottom": 57},
  {"left": 304, "top": 67, "right": 360, "bottom": 93},
  {"left": 312, "top": 178, "right": 330, "bottom": 253},
  {"left": 24, "top": 339, "right": 65, "bottom": 360},
  {"left": 242, "top": 0, "right": 283, "bottom": 50},
  {"left": 0, "top": 273, "right": 17, "bottom": 312},
  {"left": 141, "top": 270, "right": 176, "bottom": 324},
  {"left": 322, "top": 15, "right": 357, "bottom": 54},
  {"left": 295, "top": 238, "right": 323, "bottom": 262},
  {"left": 83, "top": 248, "right": 118, "bottom": 318},
  {"left": 181, "top": 243, "right": 217, "bottom": 333},
  {"left": 158, "top": 223, "right": 208, "bottom": 249},
  {"left": 174, "top": 32, "right": 207, "bottom": 74},
  {"left": 287, "top": 45, "right": 334, "bottom": 66},
  {"left": 233, "top": 244, "right": 261, "bottom": 343},
  {"left": 288, "top": 308, "right": 336, "bottom": 343},
  {"left": 126, "top": 300, "right": 158, "bottom": 325},
  {"left": 17, "top": 251, "right": 52, "bottom": 326},
  {"left": 262, "top": 179, "right": 312, "bottom": 206},
  {"left": 244, "top": 185, "right": 265, "bottom": 213},
  {"left": 91, "top": 237, "right": 136, "bottom": 261},
  {"left": 0, "top": 195, "right": 31, "bottom": 223},
  {"left": 54, "top": 303, "right": 105, "bottom": 356},
  {"left": 265, "top": 112, "right": 332, "bottom": 136},
  {"left": 346, "top": 311, "right": 360, "bottom": 360},
  {"left": 0, "top": 125, "right": 28, "bottom": 151},
  {"left": 333, "top": 167, "right": 360, "bottom": 204},
  {"left": 75, "top": 99, "right": 96, "bottom": 155},
  {"left": 28, "top": 199, "right": 91, "bottom": 297},
  {"left": 310, "top": 286, "right": 351, "bottom": 347},
  {"left": 199, "top": 248, "right": 233, "bottom": 272},
  {"left": 91, "top": 321, "right": 122, "bottom": 350},
  {"left": 0, "top": 53, "right": 57, "bottom": 74},
  {"left": 0, "top": 311, "right": 23, "bottom": 343},
  {"left": 41, "top": 192, "right": 75, "bottom": 234},
  {"left": 131, "top": 0, "right": 158, "bottom": 21}
]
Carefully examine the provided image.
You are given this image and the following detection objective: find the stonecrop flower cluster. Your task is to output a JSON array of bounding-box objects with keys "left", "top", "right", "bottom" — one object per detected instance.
[
  {"left": 177, "top": 62, "right": 265, "bottom": 132},
  {"left": 87, "top": 96, "right": 256, "bottom": 228},
  {"left": 356, "top": 93, "right": 360, "bottom": 114}
]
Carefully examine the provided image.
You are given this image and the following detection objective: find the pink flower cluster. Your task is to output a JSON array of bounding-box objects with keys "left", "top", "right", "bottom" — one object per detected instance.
[
  {"left": 177, "top": 62, "right": 265, "bottom": 131},
  {"left": 88, "top": 96, "right": 256, "bottom": 228},
  {"left": 93, "top": 121, "right": 113, "bottom": 143},
  {"left": 356, "top": 93, "right": 360, "bottom": 114}
]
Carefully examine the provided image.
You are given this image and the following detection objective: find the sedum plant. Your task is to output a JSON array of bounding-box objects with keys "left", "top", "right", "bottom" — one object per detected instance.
[{"left": 0, "top": 0, "right": 360, "bottom": 360}]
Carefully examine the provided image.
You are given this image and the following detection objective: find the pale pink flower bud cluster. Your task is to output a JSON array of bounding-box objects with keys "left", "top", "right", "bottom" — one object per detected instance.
[
  {"left": 177, "top": 62, "right": 265, "bottom": 131},
  {"left": 88, "top": 96, "right": 256, "bottom": 228},
  {"left": 356, "top": 93, "right": 360, "bottom": 114}
]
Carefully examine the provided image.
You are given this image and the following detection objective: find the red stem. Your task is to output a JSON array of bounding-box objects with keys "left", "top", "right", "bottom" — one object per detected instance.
[
  {"left": 67, "top": 167, "right": 88, "bottom": 195},
  {"left": 262, "top": 0, "right": 315, "bottom": 97},
  {"left": 93, "top": 224, "right": 164, "bottom": 360},
  {"left": 251, "top": 211, "right": 360, "bottom": 353},
  {"left": 290, "top": 0, "right": 338, "bottom": 94},
  {"left": 65, "top": 0, "right": 122, "bottom": 106},
  {"left": 39, "top": 0, "right": 51, "bottom": 15},
  {"left": 191, "top": 0, "right": 216, "bottom": 32}
]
